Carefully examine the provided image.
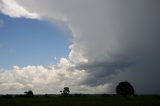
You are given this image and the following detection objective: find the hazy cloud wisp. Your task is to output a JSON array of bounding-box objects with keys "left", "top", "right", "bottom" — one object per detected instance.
[{"left": 0, "top": 0, "right": 40, "bottom": 19}]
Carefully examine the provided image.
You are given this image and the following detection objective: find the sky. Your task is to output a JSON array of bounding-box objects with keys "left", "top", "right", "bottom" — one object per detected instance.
[
  {"left": 0, "top": 0, "right": 160, "bottom": 94},
  {"left": 0, "top": 13, "right": 71, "bottom": 69}
]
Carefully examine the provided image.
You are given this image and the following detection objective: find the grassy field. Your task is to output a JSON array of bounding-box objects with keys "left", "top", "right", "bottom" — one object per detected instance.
[{"left": 0, "top": 95, "right": 160, "bottom": 106}]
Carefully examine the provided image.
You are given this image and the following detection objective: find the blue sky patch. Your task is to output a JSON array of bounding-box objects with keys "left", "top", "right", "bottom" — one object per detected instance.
[{"left": 0, "top": 13, "right": 72, "bottom": 69}]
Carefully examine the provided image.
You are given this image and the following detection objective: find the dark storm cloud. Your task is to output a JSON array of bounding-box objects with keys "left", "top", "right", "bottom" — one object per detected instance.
[
  {"left": 71, "top": 0, "right": 160, "bottom": 94},
  {"left": 75, "top": 58, "right": 132, "bottom": 86}
]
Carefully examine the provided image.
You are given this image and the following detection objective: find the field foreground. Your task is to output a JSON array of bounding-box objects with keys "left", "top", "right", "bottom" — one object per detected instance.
[{"left": 0, "top": 95, "right": 160, "bottom": 106}]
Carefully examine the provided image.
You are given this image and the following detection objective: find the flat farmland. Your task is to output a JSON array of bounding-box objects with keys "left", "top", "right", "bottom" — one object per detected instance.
[{"left": 0, "top": 95, "right": 160, "bottom": 106}]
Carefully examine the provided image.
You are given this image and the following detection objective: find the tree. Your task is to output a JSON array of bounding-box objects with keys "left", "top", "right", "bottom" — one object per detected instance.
[
  {"left": 24, "top": 90, "right": 34, "bottom": 97},
  {"left": 60, "top": 87, "right": 70, "bottom": 96},
  {"left": 116, "top": 81, "right": 134, "bottom": 96}
]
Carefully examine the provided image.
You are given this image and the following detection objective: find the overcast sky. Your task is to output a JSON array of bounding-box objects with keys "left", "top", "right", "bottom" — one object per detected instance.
[{"left": 0, "top": 0, "right": 160, "bottom": 94}]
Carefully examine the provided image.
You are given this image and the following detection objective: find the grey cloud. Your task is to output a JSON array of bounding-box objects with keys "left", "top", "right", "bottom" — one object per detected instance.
[{"left": 75, "top": 59, "right": 132, "bottom": 86}]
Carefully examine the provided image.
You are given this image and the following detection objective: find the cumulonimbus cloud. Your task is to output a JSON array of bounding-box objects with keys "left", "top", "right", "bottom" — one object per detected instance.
[{"left": 0, "top": 0, "right": 160, "bottom": 94}]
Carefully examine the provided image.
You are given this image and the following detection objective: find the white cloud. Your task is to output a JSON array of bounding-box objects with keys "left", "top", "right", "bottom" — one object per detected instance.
[
  {"left": 54, "top": 56, "right": 57, "bottom": 60},
  {"left": 0, "top": 58, "right": 108, "bottom": 94},
  {"left": 0, "top": 0, "right": 40, "bottom": 19},
  {"left": 69, "top": 45, "right": 88, "bottom": 64}
]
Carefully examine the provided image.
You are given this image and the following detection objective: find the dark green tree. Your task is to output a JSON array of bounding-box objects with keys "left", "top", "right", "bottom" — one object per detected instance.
[
  {"left": 116, "top": 81, "right": 134, "bottom": 96},
  {"left": 24, "top": 90, "right": 34, "bottom": 97},
  {"left": 60, "top": 87, "right": 70, "bottom": 96}
]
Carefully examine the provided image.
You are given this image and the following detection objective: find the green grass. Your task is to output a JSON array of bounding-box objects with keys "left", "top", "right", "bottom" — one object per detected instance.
[{"left": 0, "top": 96, "right": 160, "bottom": 106}]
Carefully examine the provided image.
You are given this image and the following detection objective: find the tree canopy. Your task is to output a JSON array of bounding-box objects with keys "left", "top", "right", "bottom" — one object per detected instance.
[
  {"left": 116, "top": 81, "right": 135, "bottom": 96},
  {"left": 60, "top": 87, "right": 70, "bottom": 96},
  {"left": 24, "top": 90, "right": 34, "bottom": 97}
]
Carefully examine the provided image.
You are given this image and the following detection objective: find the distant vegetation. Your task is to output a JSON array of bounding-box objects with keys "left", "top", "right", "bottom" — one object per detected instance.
[
  {"left": 0, "top": 82, "right": 160, "bottom": 106},
  {"left": 24, "top": 90, "right": 34, "bottom": 97}
]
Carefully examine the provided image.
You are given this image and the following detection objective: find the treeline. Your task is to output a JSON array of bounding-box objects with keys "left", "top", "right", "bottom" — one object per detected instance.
[{"left": 0, "top": 81, "right": 135, "bottom": 98}]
